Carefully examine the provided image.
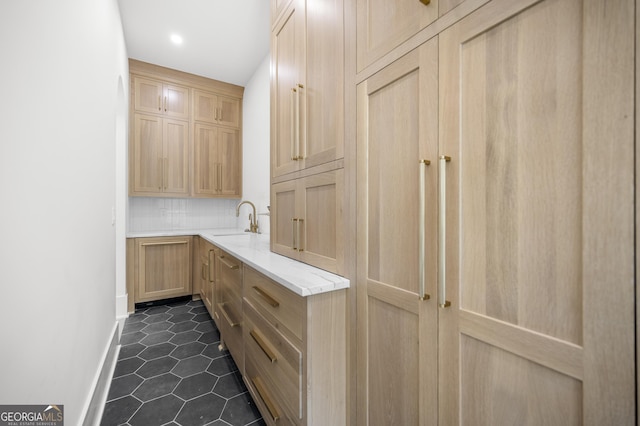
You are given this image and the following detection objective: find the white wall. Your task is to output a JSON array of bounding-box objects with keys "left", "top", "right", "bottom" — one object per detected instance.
[
  {"left": 241, "top": 54, "right": 271, "bottom": 233},
  {"left": 0, "top": 1, "right": 128, "bottom": 424}
]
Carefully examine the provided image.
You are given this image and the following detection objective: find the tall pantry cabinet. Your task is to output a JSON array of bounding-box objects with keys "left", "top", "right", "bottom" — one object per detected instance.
[
  {"left": 355, "top": 0, "right": 635, "bottom": 425},
  {"left": 270, "top": 0, "right": 345, "bottom": 275}
]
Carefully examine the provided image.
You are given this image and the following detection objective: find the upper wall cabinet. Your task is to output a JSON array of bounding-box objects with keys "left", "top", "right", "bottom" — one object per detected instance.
[
  {"left": 129, "top": 59, "right": 244, "bottom": 198},
  {"left": 356, "top": 0, "right": 438, "bottom": 71},
  {"left": 134, "top": 77, "right": 190, "bottom": 119},
  {"left": 271, "top": 0, "right": 345, "bottom": 178},
  {"left": 194, "top": 89, "right": 241, "bottom": 129}
]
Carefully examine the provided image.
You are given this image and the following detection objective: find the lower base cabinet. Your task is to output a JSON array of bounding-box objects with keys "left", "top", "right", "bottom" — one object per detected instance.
[
  {"left": 216, "top": 250, "right": 244, "bottom": 373},
  {"left": 242, "top": 266, "right": 347, "bottom": 426},
  {"left": 126, "top": 236, "right": 193, "bottom": 309}
]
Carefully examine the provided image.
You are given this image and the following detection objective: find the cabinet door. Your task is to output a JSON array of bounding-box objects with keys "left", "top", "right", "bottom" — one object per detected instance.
[
  {"left": 163, "top": 118, "right": 189, "bottom": 195},
  {"left": 356, "top": 40, "right": 438, "bottom": 425},
  {"left": 356, "top": 0, "right": 437, "bottom": 71},
  {"left": 303, "top": 0, "right": 344, "bottom": 169},
  {"left": 217, "top": 95, "right": 241, "bottom": 128},
  {"left": 218, "top": 128, "right": 241, "bottom": 197},
  {"left": 194, "top": 90, "right": 218, "bottom": 123},
  {"left": 132, "top": 113, "right": 163, "bottom": 194},
  {"left": 271, "top": 0, "right": 304, "bottom": 178},
  {"left": 163, "top": 83, "right": 190, "bottom": 119},
  {"left": 439, "top": 0, "right": 635, "bottom": 424},
  {"left": 271, "top": 179, "right": 299, "bottom": 259},
  {"left": 194, "top": 123, "right": 219, "bottom": 196},
  {"left": 298, "top": 170, "right": 344, "bottom": 275},
  {"left": 136, "top": 237, "right": 192, "bottom": 302},
  {"left": 134, "top": 77, "right": 163, "bottom": 114}
]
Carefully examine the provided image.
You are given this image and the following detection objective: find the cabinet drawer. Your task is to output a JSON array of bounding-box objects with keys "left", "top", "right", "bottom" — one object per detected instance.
[
  {"left": 218, "top": 299, "right": 243, "bottom": 371},
  {"left": 245, "top": 356, "right": 300, "bottom": 426},
  {"left": 245, "top": 303, "right": 302, "bottom": 420},
  {"left": 244, "top": 266, "right": 305, "bottom": 342}
]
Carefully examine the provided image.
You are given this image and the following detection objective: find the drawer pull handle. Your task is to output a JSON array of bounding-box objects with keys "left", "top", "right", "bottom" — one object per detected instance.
[
  {"left": 251, "top": 376, "right": 280, "bottom": 422},
  {"left": 219, "top": 303, "right": 240, "bottom": 327},
  {"left": 252, "top": 286, "right": 280, "bottom": 308},
  {"left": 250, "top": 329, "right": 277, "bottom": 363},
  {"left": 218, "top": 255, "right": 239, "bottom": 270}
]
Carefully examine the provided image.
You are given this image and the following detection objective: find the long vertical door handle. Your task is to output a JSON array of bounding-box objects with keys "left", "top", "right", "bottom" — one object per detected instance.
[
  {"left": 208, "top": 249, "right": 215, "bottom": 282},
  {"left": 296, "top": 84, "right": 303, "bottom": 160},
  {"left": 297, "top": 218, "right": 304, "bottom": 252},
  {"left": 157, "top": 158, "right": 163, "bottom": 190},
  {"left": 218, "top": 163, "right": 222, "bottom": 192},
  {"left": 419, "top": 160, "right": 431, "bottom": 301},
  {"left": 164, "top": 96, "right": 167, "bottom": 112},
  {"left": 292, "top": 218, "right": 298, "bottom": 250},
  {"left": 291, "top": 88, "right": 297, "bottom": 160},
  {"left": 163, "top": 158, "right": 168, "bottom": 190},
  {"left": 439, "top": 156, "right": 451, "bottom": 308},
  {"left": 158, "top": 95, "right": 161, "bottom": 111}
]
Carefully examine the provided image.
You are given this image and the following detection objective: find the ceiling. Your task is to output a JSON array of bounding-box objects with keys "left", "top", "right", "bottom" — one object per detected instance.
[{"left": 117, "top": 0, "right": 270, "bottom": 87}]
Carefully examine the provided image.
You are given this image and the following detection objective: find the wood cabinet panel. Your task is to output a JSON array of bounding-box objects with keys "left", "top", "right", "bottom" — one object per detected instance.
[
  {"left": 271, "top": 169, "right": 343, "bottom": 274},
  {"left": 356, "top": 0, "right": 636, "bottom": 424},
  {"left": 439, "top": 0, "right": 635, "bottom": 423},
  {"left": 193, "top": 123, "right": 241, "bottom": 198},
  {"left": 216, "top": 250, "right": 244, "bottom": 373},
  {"left": 134, "top": 236, "right": 193, "bottom": 303},
  {"left": 134, "top": 77, "right": 189, "bottom": 118},
  {"left": 356, "top": 0, "right": 437, "bottom": 71},
  {"left": 131, "top": 114, "right": 189, "bottom": 196},
  {"left": 194, "top": 89, "right": 241, "bottom": 128},
  {"left": 271, "top": 0, "right": 344, "bottom": 179}
]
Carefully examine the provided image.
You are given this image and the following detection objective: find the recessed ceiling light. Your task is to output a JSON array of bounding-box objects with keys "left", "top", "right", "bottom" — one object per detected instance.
[{"left": 170, "top": 34, "right": 183, "bottom": 45}]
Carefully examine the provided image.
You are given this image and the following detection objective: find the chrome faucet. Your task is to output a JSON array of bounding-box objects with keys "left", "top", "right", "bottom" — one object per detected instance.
[{"left": 236, "top": 201, "right": 259, "bottom": 233}]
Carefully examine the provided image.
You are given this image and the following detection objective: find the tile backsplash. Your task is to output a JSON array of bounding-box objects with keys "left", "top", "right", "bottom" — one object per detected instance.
[{"left": 128, "top": 197, "right": 256, "bottom": 232}]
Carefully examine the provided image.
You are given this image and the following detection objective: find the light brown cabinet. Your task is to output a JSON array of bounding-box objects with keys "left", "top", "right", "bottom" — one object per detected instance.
[
  {"left": 355, "top": 0, "right": 635, "bottom": 424},
  {"left": 131, "top": 113, "right": 189, "bottom": 196},
  {"left": 271, "top": 169, "right": 343, "bottom": 275},
  {"left": 129, "top": 60, "right": 243, "bottom": 198},
  {"left": 193, "top": 123, "right": 241, "bottom": 197},
  {"left": 194, "top": 89, "right": 241, "bottom": 129},
  {"left": 128, "top": 236, "right": 193, "bottom": 304},
  {"left": 197, "top": 238, "right": 217, "bottom": 317},
  {"left": 216, "top": 250, "right": 244, "bottom": 373},
  {"left": 243, "top": 266, "right": 346, "bottom": 426},
  {"left": 134, "top": 76, "right": 190, "bottom": 119},
  {"left": 270, "top": 0, "right": 344, "bottom": 178}
]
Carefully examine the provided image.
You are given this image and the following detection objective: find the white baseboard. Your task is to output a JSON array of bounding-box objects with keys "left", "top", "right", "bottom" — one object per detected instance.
[{"left": 81, "top": 322, "right": 120, "bottom": 426}]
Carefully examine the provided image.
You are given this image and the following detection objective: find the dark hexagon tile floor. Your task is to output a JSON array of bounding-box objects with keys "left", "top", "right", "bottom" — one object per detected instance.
[{"left": 101, "top": 299, "right": 264, "bottom": 426}]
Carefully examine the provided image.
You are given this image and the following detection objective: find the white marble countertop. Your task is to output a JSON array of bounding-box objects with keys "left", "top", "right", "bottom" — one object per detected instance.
[{"left": 127, "top": 229, "right": 350, "bottom": 297}]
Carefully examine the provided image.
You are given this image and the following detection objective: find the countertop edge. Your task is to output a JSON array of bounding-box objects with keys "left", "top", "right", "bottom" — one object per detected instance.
[{"left": 127, "top": 229, "right": 350, "bottom": 297}]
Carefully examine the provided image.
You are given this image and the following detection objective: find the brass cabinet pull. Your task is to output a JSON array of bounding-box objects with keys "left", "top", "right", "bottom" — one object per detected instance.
[
  {"left": 295, "top": 83, "right": 303, "bottom": 160},
  {"left": 218, "top": 163, "right": 223, "bottom": 192},
  {"left": 291, "top": 88, "right": 297, "bottom": 160},
  {"left": 158, "top": 95, "right": 162, "bottom": 111},
  {"left": 252, "top": 286, "right": 280, "bottom": 308},
  {"left": 164, "top": 95, "right": 167, "bottom": 112},
  {"left": 163, "top": 158, "right": 168, "bottom": 190},
  {"left": 419, "top": 159, "right": 431, "bottom": 301},
  {"left": 219, "top": 302, "right": 240, "bottom": 327},
  {"left": 292, "top": 218, "right": 298, "bottom": 250},
  {"left": 140, "top": 240, "right": 188, "bottom": 247},
  {"left": 208, "top": 249, "right": 215, "bottom": 282},
  {"left": 218, "top": 255, "right": 239, "bottom": 270},
  {"left": 158, "top": 158, "right": 163, "bottom": 190},
  {"left": 214, "top": 106, "right": 218, "bottom": 121},
  {"left": 251, "top": 376, "right": 280, "bottom": 422},
  {"left": 297, "top": 218, "right": 304, "bottom": 252},
  {"left": 201, "top": 263, "right": 207, "bottom": 281},
  {"left": 439, "top": 156, "right": 451, "bottom": 308},
  {"left": 419, "top": 0, "right": 431, "bottom": 4},
  {"left": 219, "top": 107, "right": 223, "bottom": 121},
  {"left": 250, "top": 329, "right": 277, "bottom": 363}
]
